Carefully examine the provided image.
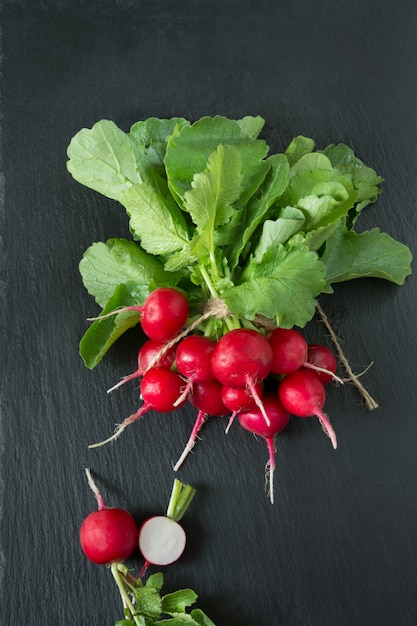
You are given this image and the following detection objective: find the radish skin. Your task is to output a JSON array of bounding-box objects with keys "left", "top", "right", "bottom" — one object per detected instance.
[{"left": 238, "top": 393, "right": 290, "bottom": 503}]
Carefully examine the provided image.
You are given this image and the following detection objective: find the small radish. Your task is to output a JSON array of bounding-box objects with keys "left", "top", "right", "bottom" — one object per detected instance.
[
  {"left": 175, "top": 335, "right": 216, "bottom": 382},
  {"left": 80, "top": 469, "right": 137, "bottom": 565},
  {"left": 107, "top": 339, "right": 177, "bottom": 393},
  {"left": 89, "top": 287, "right": 189, "bottom": 343},
  {"left": 138, "top": 478, "right": 195, "bottom": 578},
  {"left": 89, "top": 367, "right": 187, "bottom": 448},
  {"left": 174, "top": 335, "right": 217, "bottom": 404},
  {"left": 211, "top": 328, "right": 272, "bottom": 425},
  {"left": 140, "top": 287, "right": 189, "bottom": 342},
  {"left": 80, "top": 508, "right": 138, "bottom": 565},
  {"left": 238, "top": 393, "right": 290, "bottom": 504},
  {"left": 174, "top": 380, "right": 229, "bottom": 471},
  {"left": 221, "top": 383, "right": 263, "bottom": 433},
  {"left": 304, "top": 343, "right": 339, "bottom": 385},
  {"left": 268, "top": 327, "right": 307, "bottom": 375},
  {"left": 278, "top": 369, "right": 337, "bottom": 449}
]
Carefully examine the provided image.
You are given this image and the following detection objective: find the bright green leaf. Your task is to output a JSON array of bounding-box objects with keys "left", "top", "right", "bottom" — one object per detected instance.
[
  {"left": 189, "top": 609, "right": 217, "bottom": 626},
  {"left": 161, "top": 589, "right": 198, "bottom": 614},
  {"left": 79, "top": 238, "right": 172, "bottom": 307},
  {"left": 130, "top": 117, "right": 189, "bottom": 146},
  {"left": 223, "top": 244, "right": 326, "bottom": 328},
  {"left": 67, "top": 120, "right": 144, "bottom": 201},
  {"left": 321, "top": 227, "right": 413, "bottom": 285},
  {"left": 285, "top": 135, "right": 315, "bottom": 166},
  {"left": 224, "top": 153, "right": 290, "bottom": 268},
  {"left": 120, "top": 183, "right": 190, "bottom": 255},
  {"left": 79, "top": 283, "right": 142, "bottom": 368},
  {"left": 237, "top": 115, "right": 265, "bottom": 138},
  {"left": 165, "top": 115, "right": 269, "bottom": 207},
  {"left": 184, "top": 144, "right": 242, "bottom": 261},
  {"left": 323, "top": 143, "right": 383, "bottom": 207},
  {"left": 145, "top": 572, "right": 164, "bottom": 592}
]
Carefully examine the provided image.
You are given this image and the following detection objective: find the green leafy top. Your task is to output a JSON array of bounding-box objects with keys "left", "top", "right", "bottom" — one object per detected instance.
[{"left": 67, "top": 115, "right": 413, "bottom": 368}]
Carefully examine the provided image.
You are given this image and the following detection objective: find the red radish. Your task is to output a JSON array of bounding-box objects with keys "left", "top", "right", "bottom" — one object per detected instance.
[
  {"left": 221, "top": 384, "right": 263, "bottom": 433},
  {"left": 174, "top": 335, "right": 217, "bottom": 404},
  {"left": 304, "top": 343, "right": 339, "bottom": 385},
  {"left": 80, "top": 469, "right": 137, "bottom": 565},
  {"left": 238, "top": 393, "right": 290, "bottom": 504},
  {"left": 140, "top": 287, "right": 189, "bottom": 342},
  {"left": 268, "top": 327, "right": 307, "bottom": 375},
  {"left": 176, "top": 335, "right": 216, "bottom": 382},
  {"left": 138, "top": 516, "right": 186, "bottom": 567},
  {"left": 80, "top": 508, "right": 138, "bottom": 565},
  {"left": 210, "top": 328, "right": 272, "bottom": 425},
  {"left": 89, "top": 367, "right": 187, "bottom": 448},
  {"left": 174, "top": 380, "right": 229, "bottom": 471},
  {"left": 278, "top": 369, "right": 337, "bottom": 449},
  {"left": 88, "top": 287, "right": 189, "bottom": 343},
  {"left": 107, "top": 339, "right": 177, "bottom": 393}
]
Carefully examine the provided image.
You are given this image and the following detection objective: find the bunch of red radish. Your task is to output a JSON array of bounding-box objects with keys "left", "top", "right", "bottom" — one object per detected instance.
[
  {"left": 80, "top": 470, "right": 190, "bottom": 572},
  {"left": 80, "top": 471, "right": 198, "bottom": 625},
  {"left": 91, "top": 287, "right": 342, "bottom": 504}
]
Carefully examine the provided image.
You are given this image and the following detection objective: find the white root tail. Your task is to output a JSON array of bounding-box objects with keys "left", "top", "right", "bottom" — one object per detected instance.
[{"left": 173, "top": 411, "right": 207, "bottom": 471}]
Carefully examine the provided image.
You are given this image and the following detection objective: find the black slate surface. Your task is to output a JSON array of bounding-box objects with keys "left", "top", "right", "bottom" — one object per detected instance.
[{"left": 1, "top": 1, "right": 416, "bottom": 625}]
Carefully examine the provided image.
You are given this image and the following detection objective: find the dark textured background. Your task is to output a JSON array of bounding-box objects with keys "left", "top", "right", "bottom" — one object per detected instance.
[{"left": 1, "top": 1, "right": 417, "bottom": 625}]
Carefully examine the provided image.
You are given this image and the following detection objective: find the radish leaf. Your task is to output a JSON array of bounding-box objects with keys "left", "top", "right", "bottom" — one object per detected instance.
[
  {"left": 79, "top": 239, "right": 178, "bottom": 308},
  {"left": 322, "top": 227, "right": 413, "bottom": 285},
  {"left": 121, "top": 183, "right": 191, "bottom": 255},
  {"left": 223, "top": 244, "right": 326, "bottom": 328}
]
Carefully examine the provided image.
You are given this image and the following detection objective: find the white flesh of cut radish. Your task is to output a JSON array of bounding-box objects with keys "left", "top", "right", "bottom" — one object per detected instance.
[{"left": 138, "top": 516, "right": 186, "bottom": 565}]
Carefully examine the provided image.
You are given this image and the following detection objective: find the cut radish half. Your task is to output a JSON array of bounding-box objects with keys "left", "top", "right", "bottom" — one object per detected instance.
[{"left": 138, "top": 516, "right": 186, "bottom": 566}]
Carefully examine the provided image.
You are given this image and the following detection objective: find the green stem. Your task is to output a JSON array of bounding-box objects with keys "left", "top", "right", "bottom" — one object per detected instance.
[
  {"left": 166, "top": 479, "right": 196, "bottom": 522},
  {"left": 199, "top": 265, "right": 219, "bottom": 299},
  {"left": 110, "top": 563, "right": 143, "bottom": 626}
]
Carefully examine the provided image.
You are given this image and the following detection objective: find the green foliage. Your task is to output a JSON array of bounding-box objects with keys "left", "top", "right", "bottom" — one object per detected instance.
[{"left": 66, "top": 116, "right": 413, "bottom": 367}]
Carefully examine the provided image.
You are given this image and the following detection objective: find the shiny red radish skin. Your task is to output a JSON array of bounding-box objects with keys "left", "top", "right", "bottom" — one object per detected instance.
[
  {"left": 89, "top": 367, "right": 187, "bottom": 448},
  {"left": 174, "top": 335, "right": 217, "bottom": 403},
  {"left": 138, "top": 516, "right": 186, "bottom": 567},
  {"left": 278, "top": 369, "right": 337, "bottom": 449},
  {"left": 107, "top": 339, "right": 177, "bottom": 393},
  {"left": 305, "top": 343, "right": 338, "bottom": 385},
  {"left": 80, "top": 508, "right": 138, "bottom": 565},
  {"left": 141, "top": 287, "right": 189, "bottom": 342},
  {"left": 222, "top": 383, "right": 263, "bottom": 433},
  {"left": 211, "top": 328, "right": 272, "bottom": 425},
  {"left": 174, "top": 380, "right": 229, "bottom": 472},
  {"left": 176, "top": 335, "right": 216, "bottom": 381},
  {"left": 211, "top": 328, "right": 273, "bottom": 388},
  {"left": 238, "top": 393, "right": 290, "bottom": 504},
  {"left": 268, "top": 327, "right": 307, "bottom": 375}
]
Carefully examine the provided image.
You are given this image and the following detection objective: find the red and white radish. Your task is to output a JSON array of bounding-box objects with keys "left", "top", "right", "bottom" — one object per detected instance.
[
  {"left": 304, "top": 343, "right": 339, "bottom": 385},
  {"left": 89, "top": 366, "right": 187, "bottom": 448},
  {"left": 107, "top": 338, "right": 177, "bottom": 393},
  {"left": 221, "top": 383, "right": 263, "bottom": 433},
  {"left": 268, "top": 327, "right": 308, "bottom": 375},
  {"left": 80, "top": 469, "right": 138, "bottom": 565},
  {"left": 140, "top": 287, "right": 189, "bottom": 342},
  {"left": 80, "top": 508, "right": 138, "bottom": 565},
  {"left": 174, "top": 335, "right": 217, "bottom": 404},
  {"left": 174, "top": 379, "right": 229, "bottom": 471},
  {"left": 238, "top": 393, "right": 290, "bottom": 503},
  {"left": 278, "top": 369, "right": 337, "bottom": 449},
  {"left": 211, "top": 328, "right": 272, "bottom": 425}
]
